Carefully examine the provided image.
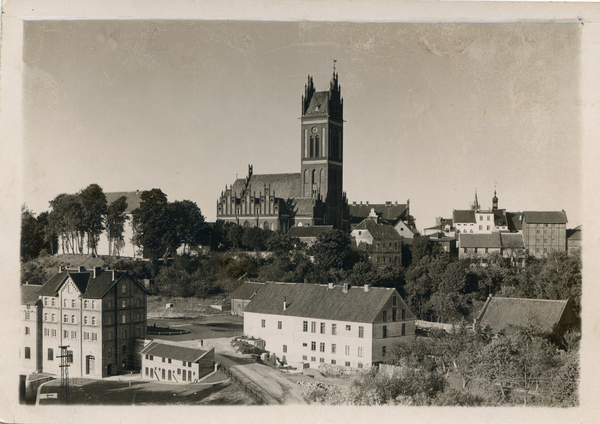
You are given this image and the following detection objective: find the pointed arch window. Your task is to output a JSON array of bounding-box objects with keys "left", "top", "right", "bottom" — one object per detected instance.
[
  {"left": 310, "top": 136, "right": 315, "bottom": 157},
  {"left": 315, "top": 135, "right": 320, "bottom": 156}
]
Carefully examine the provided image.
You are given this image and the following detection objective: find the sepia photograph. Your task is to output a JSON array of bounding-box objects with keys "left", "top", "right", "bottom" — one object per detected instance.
[{"left": 2, "top": 1, "right": 599, "bottom": 423}]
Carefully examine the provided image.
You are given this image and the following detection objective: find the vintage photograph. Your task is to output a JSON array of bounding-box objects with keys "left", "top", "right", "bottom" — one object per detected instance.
[{"left": 3, "top": 1, "right": 598, "bottom": 422}]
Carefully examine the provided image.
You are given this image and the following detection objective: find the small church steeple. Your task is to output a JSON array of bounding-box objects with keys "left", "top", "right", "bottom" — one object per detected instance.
[
  {"left": 471, "top": 190, "right": 480, "bottom": 211},
  {"left": 492, "top": 189, "right": 498, "bottom": 210}
]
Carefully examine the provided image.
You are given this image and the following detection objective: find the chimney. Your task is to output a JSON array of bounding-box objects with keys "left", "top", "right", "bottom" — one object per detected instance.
[
  {"left": 78, "top": 266, "right": 86, "bottom": 273},
  {"left": 58, "top": 265, "right": 64, "bottom": 273},
  {"left": 364, "top": 284, "right": 370, "bottom": 292},
  {"left": 283, "top": 296, "right": 288, "bottom": 311},
  {"left": 368, "top": 208, "right": 378, "bottom": 221},
  {"left": 111, "top": 270, "right": 116, "bottom": 281},
  {"left": 93, "top": 266, "right": 102, "bottom": 278},
  {"left": 328, "top": 282, "right": 335, "bottom": 289},
  {"left": 342, "top": 283, "right": 349, "bottom": 293}
]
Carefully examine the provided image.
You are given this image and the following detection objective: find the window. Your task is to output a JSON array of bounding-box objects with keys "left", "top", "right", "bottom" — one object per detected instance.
[
  {"left": 261, "top": 319, "right": 266, "bottom": 328},
  {"left": 122, "top": 315, "right": 126, "bottom": 324},
  {"left": 283, "top": 345, "right": 287, "bottom": 353},
  {"left": 401, "top": 323, "right": 406, "bottom": 336},
  {"left": 52, "top": 313, "right": 55, "bottom": 322},
  {"left": 71, "top": 315, "right": 75, "bottom": 323},
  {"left": 303, "top": 343, "right": 308, "bottom": 347},
  {"left": 485, "top": 247, "right": 489, "bottom": 253},
  {"left": 320, "top": 343, "right": 325, "bottom": 352},
  {"left": 331, "top": 359, "right": 337, "bottom": 365},
  {"left": 474, "top": 248, "right": 478, "bottom": 254},
  {"left": 479, "top": 215, "right": 483, "bottom": 221},
  {"left": 63, "top": 314, "right": 68, "bottom": 323},
  {"left": 311, "top": 342, "right": 316, "bottom": 351},
  {"left": 358, "top": 363, "right": 363, "bottom": 369},
  {"left": 67, "top": 350, "right": 73, "bottom": 363},
  {"left": 332, "top": 344, "right": 337, "bottom": 354},
  {"left": 402, "top": 309, "right": 406, "bottom": 320},
  {"left": 84, "top": 332, "right": 89, "bottom": 340},
  {"left": 346, "top": 325, "right": 351, "bottom": 331},
  {"left": 64, "top": 330, "right": 69, "bottom": 339},
  {"left": 64, "top": 299, "right": 68, "bottom": 308},
  {"left": 84, "top": 316, "right": 88, "bottom": 325},
  {"left": 382, "top": 346, "right": 386, "bottom": 357},
  {"left": 464, "top": 247, "right": 468, "bottom": 253},
  {"left": 277, "top": 321, "right": 282, "bottom": 330},
  {"left": 44, "top": 328, "right": 49, "bottom": 336},
  {"left": 320, "top": 322, "right": 325, "bottom": 334},
  {"left": 311, "top": 357, "right": 316, "bottom": 362},
  {"left": 320, "top": 358, "right": 325, "bottom": 363},
  {"left": 84, "top": 300, "right": 88, "bottom": 309},
  {"left": 44, "top": 298, "right": 48, "bottom": 306},
  {"left": 332, "top": 324, "right": 337, "bottom": 335},
  {"left": 358, "top": 326, "right": 364, "bottom": 338},
  {"left": 383, "top": 310, "right": 387, "bottom": 321},
  {"left": 92, "top": 301, "right": 96, "bottom": 309},
  {"left": 479, "top": 225, "right": 483, "bottom": 230},
  {"left": 25, "top": 311, "right": 30, "bottom": 320},
  {"left": 392, "top": 296, "right": 397, "bottom": 307},
  {"left": 48, "top": 348, "right": 54, "bottom": 361},
  {"left": 162, "top": 357, "right": 166, "bottom": 363},
  {"left": 303, "top": 355, "right": 308, "bottom": 360},
  {"left": 392, "top": 309, "right": 396, "bottom": 321},
  {"left": 122, "top": 284, "right": 127, "bottom": 294},
  {"left": 358, "top": 347, "right": 364, "bottom": 357},
  {"left": 311, "top": 322, "right": 316, "bottom": 333},
  {"left": 345, "top": 345, "right": 350, "bottom": 356},
  {"left": 92, "top": 332, "right": 97, "bottom": 341},
  {"left": 25, "top": 327, "right": 30, "bottom": 336},
  {"left": 303, "top": 321, "right": 308, "bottom": 332},
  {"left": 71, "top": 331, "right": 77, "bottom": 340},
  {"left": 168, "top": 358, "right": 172, "bottom": 364},
  {"left": 122, "top": 300, "right": 127, "bottom": 308},
  {"left": 72, "top": 300, "right": 76, "bottom": 308},
  {"left": 24, "top": 347, "right": 31, "bottom": 359},
  {"left": 52, "top": 329, "right": 57, "bottom": 337},
  {"left": 382, "top": 325, "right": 387, "bottom": 338},
  {"left": 345, "top": 361, "right": 350, "bottom": 367}
]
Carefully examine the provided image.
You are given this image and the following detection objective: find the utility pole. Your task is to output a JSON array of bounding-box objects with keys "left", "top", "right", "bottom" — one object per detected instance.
[{"left": 57, "top": 345, "right": 70, "bottom": 405}]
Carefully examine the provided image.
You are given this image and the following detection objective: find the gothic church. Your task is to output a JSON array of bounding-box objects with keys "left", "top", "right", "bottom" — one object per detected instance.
[{"left": 216, "top": 71, "right": 349, "bottom": 232}]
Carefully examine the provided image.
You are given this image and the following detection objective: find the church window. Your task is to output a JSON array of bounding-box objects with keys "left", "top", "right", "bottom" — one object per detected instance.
[
  {"left": 304, "top": 129, "right": 308, "bottom": 157},
  {"left": 315, "top": 135, "right": 320, "bottom": 156},
  {"left": 310, "top": 136, "right": 315, "bottom": 157},
  {"left": 312, "top": 169, "right": 316, "bottom": 184}
]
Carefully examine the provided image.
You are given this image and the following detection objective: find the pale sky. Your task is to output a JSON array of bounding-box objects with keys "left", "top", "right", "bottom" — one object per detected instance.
[{"left": 22, "top": 20, "right": 582, "bottom": 230}]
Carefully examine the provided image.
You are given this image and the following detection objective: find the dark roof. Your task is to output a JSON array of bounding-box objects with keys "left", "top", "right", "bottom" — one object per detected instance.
[
  {"left": 288, "top": 226, "right": 334, "bottom": 238},
  {"left": 244, "top": 282, "right": 411, "bottom": 323},
  {"left": 500, "top": 233, "right": 524, "bottom": 249},
  {"left": 105, "top": 191, "right": 142, "bottom": 214},
  {"left": 493, "top": 209, "right": 508, "bottom": 226},
  {"left": 352, "top": 219, "right": 402, "bottom": 240},
  {"left": 21, "top": 284, "right": 42, "bottom": 305},
  {"left": 506, "top": 212, "right": 523, "bottom": 232},
  {"left": 305, "top": 91, "right": 330, "bottom": 115},
  {"left": 231, "top": 173, "right": 302, "bottom": 200},
  {"left": 229, "top": 282, "right": 265, "bottom": 300},
  {"left": 453, "top": 210, "right": 476, "bottom": 224},
  {"left": 477, "top": 297, "right": 576, "bottom": 334},
  {"left": 289, "top": 198, "right": 317, "bottom": 216},
  {"left": 36, "top": 269, "right": 149, "bottom": 299},
  {"left": 140, "top": 342, "right": 210, "bottom": 363},
  {"left": 459, "top": 233, "right": 502, "bottom": 248},
  {"left": 348, "top": 203, "right": 408, "bottom": 224},
  {"left": 567, "top": 225, "right": 582, "bottom": 241},
  {"left": 523, "top": 211, "right": 568, "bottom": 224}
]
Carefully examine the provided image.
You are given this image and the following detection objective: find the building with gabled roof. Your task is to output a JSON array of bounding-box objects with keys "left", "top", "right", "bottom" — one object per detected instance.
[
  {"left": 140, "top": 341, "right": 214, "bottom": 383},
  {"left": 216, "top": 71, "right": 348, "bottom": 232},
  {"left": 522, "top": 210, "right": 568, "bottom": 257},
  {"left": 20, "top": 284, "right": 43, "bottom": 375},
  {"left": 348, "top": 201, "right": 416, "bottom": 240},
  {"left": 287, "top": 225, "right": 334, "bottom": 247},
  {"left": 34, "top": 266, "right": 149, "bottom": 378},
  {"left": 350, "top": 213, "right": 404, "bottom": 266},
  {"left": 229, "top": 282, "right": 266, "bottom": 316},
  {"left": 242, "top": 282, "right": 415, "bottom": 369},
  {"left": 567, "top": 225, "right": 582, "bottom": 253},
  {"left": 474, "top": 296, "right": 579, "bottom": 335}
]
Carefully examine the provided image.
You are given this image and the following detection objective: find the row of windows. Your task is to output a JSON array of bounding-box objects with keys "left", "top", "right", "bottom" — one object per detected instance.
[
  {"left": 478, "top": 215, "right": 492, "bottom": 221},
  {"left": 144, "top": 355, "right": 193, "bottom": 368},
  {"left": 375, "top": 256, "right": 399, "bottom": 263},
  {"left": 302, "top": 321, "right": 359, "bottom": 336},
  {"left": 145, "top": 367, "right": 195, "bottom": 381},
  {"left": 302, "top": 356, "right": 363, "bottom": 368},
  {"left": 306, "top": 342, "right": 366, "bottom": 357},
  {"left": 382, "top": 309, "right": 406, "bottom": 322}
]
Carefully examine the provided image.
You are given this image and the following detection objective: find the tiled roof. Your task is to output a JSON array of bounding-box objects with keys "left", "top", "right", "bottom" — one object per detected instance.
[
  {"left": 305, "top": 91, "right": 330, "bottom": 115},
  {"left": 244, "top": 282, "right": 411, "bottom": 323},
  {"left": 21, "top": 284, "right": 42, "bottom": 305},
  {"left": 288, "top": 226, "right": 334, "bottom": 238},
  {"left": 105, "top": 191, "right": 142, "bottom": 214},
  {"left": 459, "top": 233, "right": 502, "bottom": 248},
  {"left": 493, "top": 209, "right": 508, "bottom": 226},
  {"left": 523, "top": 211, "right": 568, "bottom": 224},
  {"left": 500, "top": 233, "right": 524, "bottom": 249},
  {"left": 477, "top": 297, "right": 576, "bottom": 334},
  {"left": 453, "top": 210, "right": 476, "bottom": 224},
  {"left": 353, "top": 219, "right": 402, "bottom": 240},
  {"left": 36, "top": 270, "right": 149, "bottom": 299},
  {"left": 348, "top": 203, "right": 408, "bottom": 224},
  {"left": 140, "top": 342, "right": 210, "bottom": 363},
  {"left": 229, "top": 282, "right": 265, "bottom": 300},
  {"left": 506, "top": 212, "right": 523, "bottom": 232},
  {"left": 231, "top": 173, "right": 302, "bottom": 200},
  {"left": 289, "top": 198, "right": 317, "bottom": 216}
]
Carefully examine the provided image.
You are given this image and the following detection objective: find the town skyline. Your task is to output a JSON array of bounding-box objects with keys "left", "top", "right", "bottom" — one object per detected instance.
[{"left": 22, "top": 20, "right": 582, "bottom": 231}]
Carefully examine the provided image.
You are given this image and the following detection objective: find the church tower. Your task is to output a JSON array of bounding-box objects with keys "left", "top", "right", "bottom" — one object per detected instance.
[{"left": 300, "top": 69, "right": 344, "bottom": 229}]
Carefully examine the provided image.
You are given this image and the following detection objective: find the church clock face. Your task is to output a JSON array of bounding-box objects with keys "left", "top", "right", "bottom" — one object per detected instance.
[{"left": 311, "top": 126, "right": 318, "bottom": 134}]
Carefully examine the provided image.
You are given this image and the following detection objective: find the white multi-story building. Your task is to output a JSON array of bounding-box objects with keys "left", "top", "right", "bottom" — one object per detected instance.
[
  {"left": 242, "top": 282, "right": 416, "bottom": 370},
  {"left": 32, "top": 266, "right": 149, "bottom": 378},
  {"left": 140, "top": 341, "right": 215, "bottom": 383}
]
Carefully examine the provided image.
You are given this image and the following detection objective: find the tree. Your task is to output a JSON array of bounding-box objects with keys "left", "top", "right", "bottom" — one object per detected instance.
[
  {"left": 21, "top": 206, "right": 42, "bottom": 261},
  {"left": 105, "top": 196, "right": 129, "bottom": 257},
  {"left": 48, "top": 193, "right": 85, "bottom": 254},
  {"left": 171, "top": 200, "right": 206, "bottom": 255},
  {"left": 79, "top": 184, "right": 107, "bottom": 256},
  {"left": 310, "top": 229, "right": 354, "bottom": 271}
]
